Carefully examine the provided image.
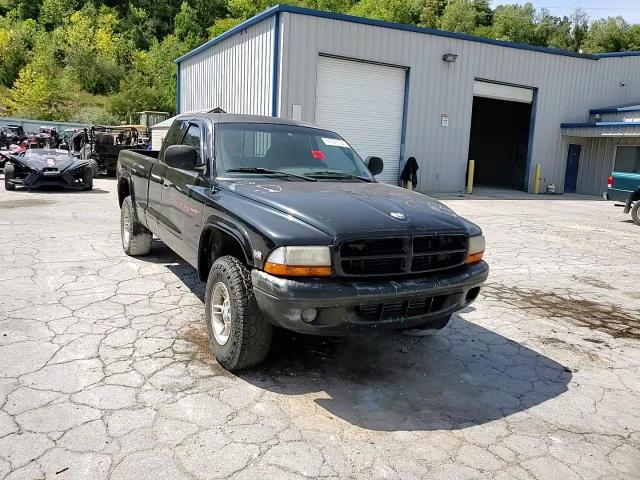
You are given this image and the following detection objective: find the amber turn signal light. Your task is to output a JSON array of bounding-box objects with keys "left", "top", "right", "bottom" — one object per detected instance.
[
  {"left": 466, "top": 251, "right": 484, "bottom": 264},
  {"left": 264, "top": 262, "right": 332, "bottom": 277}
]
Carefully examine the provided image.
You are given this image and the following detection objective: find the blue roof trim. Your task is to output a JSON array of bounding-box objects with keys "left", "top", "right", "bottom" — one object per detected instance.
[
  {"left": 589, "top": 102, "right": 640, "bottom": 114},
  {"left": 174, "top": 3, "right": 624, "bottom": 64},
  {"left": 593, "top": 51, "right": 640, "bottom": 58},
  {"left": 175, "top": 5, "right": 281, "bottom": 64},
  {"left": 561, "top": 121, "right": 640, "bottom": 129}
]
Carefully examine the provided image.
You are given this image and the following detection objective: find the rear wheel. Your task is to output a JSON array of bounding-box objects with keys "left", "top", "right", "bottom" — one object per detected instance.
[
  {"left": 205, "top": 256, "right": 272, "bottom": 371},
  {"left": 120, "top": 196, "right": 152, "bottom": 255},
  {"left": 631, "top": 202, "right": 640, "bottom": 226},
  {"left": 4, "top": 164, "right": 15, "bottom": 191}
]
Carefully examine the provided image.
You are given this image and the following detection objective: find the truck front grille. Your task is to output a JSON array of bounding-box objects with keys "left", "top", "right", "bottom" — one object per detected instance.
[
  {"left": 337, "top": 234, "right": 468, "bottom": 277},
  {"left": 358, "top": 294, "right": 450, "bottom": 321}
]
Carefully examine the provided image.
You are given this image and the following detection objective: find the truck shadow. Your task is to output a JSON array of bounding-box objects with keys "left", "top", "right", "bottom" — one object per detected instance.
[
  {"left": 148, "top": 243, "right": 571, "bottom": 432},
  {"left": 240, "top": 324, "right": 570, "bottom": 431}
]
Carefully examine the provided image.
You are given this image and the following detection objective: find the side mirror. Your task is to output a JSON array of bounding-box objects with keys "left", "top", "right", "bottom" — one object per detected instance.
[
  {"left": 165, "top": 145, "right": 198, "bottom": 170},
  {"left": 365, "top": 156, "right": 384, "bottom": 176}
]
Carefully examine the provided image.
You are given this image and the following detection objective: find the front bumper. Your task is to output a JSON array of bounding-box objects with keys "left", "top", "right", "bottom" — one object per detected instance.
[
  {"left": 9, "top": 169, "right": 88, "bottom": 190},
  {"left": 251, "top": 261, "right": 489, "bottom": 335}
]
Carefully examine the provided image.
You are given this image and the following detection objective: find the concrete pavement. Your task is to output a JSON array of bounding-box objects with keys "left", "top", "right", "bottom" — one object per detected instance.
[{"left": 0, "top": 179, "right": 638, "bottom": 479}]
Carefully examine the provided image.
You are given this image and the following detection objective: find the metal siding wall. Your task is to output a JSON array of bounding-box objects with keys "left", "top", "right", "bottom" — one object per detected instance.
[
  {"left": 278, "top": 12, "right": 640, "bottom": 193},
  {"left": 0, "top": 117, "right": 87, "bottom": 131},
  {"left": 179, "top": 20, "right": 273, "bottom": 115},
  {"left": 574, "top": 136, "right": 640, "bottom": 195}
]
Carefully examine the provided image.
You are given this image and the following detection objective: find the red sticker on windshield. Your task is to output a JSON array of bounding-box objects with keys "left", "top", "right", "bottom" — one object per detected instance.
[{"left": 311, "top": 150, "right": 325, "bottom": 160}]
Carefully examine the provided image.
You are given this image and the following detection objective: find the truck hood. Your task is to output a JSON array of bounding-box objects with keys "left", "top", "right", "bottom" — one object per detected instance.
[{"left": 218, "top": 179, "right": 471, "bottom": 239}]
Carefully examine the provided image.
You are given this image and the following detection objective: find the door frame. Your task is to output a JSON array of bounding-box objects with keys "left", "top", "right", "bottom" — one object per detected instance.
[
  {"left": 473, "top": 78, "right": 538, "bottom": 192},
  {"left": 564, "top": 143, "right": 581, "bottom": 193}
]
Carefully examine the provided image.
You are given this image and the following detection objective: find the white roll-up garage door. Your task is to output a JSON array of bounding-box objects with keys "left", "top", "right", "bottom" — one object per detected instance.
[
  {"left": 473, "top": 80, "right": 533, "bottom": 104},
  {"left": 315, "top": 56, "right": 406, "bottom": 184}
]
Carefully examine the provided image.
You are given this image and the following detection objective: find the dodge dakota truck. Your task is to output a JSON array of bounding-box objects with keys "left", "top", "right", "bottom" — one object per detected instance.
[{"left": 117, "top": 113, "right": 488, "bottom": 371}]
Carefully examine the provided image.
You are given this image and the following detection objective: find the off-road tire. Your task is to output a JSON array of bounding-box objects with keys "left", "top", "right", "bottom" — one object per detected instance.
[
  {"left": 631, "top": 202, "right": 640, "bottom": 226},
  {"left": 120, "top": 196, "right": 152, "bottom": 255},
  {"left": 205, "top": 256, "right": 272, "bottom": 371},
  {"left": 83, "top": 166, "right": 93, "bottom": 191},
  {"left": 4, "top": 164, "right": 15, "bottom": 191}
]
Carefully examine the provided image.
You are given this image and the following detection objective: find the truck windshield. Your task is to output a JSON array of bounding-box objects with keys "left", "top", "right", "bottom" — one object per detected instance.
[{"left": 215, "top": 123, "right": 373, "bottom": 181}]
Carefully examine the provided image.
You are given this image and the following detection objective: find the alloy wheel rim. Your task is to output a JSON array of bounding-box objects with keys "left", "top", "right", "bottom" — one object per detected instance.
[
  {"left": 122, "top": 207, "right": 131, "bottom": 246},
  {"left": 211, "top": 282, "right": 232, "bottom": 345}
]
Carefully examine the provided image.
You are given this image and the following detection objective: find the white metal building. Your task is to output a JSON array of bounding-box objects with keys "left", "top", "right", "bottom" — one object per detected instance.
[{"left": 174, "top": 4, "right": 640, "bottom": 194}]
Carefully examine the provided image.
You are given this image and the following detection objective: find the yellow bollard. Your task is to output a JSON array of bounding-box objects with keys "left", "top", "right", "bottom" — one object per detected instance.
[
  {"left": 533, "top": 164, "right": 542, "bottom": 194},
  {"left": 466, "top": 160, "right": 475, "bottom": 194}
]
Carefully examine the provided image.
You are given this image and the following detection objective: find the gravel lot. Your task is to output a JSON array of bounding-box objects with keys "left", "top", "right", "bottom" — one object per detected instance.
[{"left": 0, "top": 178, "right": 639, "bottom": 480}]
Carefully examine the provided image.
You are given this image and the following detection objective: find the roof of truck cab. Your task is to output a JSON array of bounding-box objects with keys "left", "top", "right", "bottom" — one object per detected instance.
[{"left": 184, "top": 113, "right": 320, "bottom": 129}]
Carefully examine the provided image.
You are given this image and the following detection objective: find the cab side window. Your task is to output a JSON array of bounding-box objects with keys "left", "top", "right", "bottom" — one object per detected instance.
[
  {"left": 181, "top": 123, "right": 203, "bottom": 167},
  {"left": 162, "top": 121, "right": 187, "bottom": 151}
]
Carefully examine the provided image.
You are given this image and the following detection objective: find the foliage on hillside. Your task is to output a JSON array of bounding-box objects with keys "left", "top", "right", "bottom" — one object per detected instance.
[{"left": 0, "top": 0, "right": 639, "bottom": 123}]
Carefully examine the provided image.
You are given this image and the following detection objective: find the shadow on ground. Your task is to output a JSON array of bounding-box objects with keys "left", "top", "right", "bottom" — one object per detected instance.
[{"left": 145, "top": 243, "right": 572, "bottom": 432}]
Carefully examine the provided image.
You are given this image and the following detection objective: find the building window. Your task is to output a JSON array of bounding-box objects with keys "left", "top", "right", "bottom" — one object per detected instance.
[{"left": 614, "top": 146, "right": 640, "bottom": 174}]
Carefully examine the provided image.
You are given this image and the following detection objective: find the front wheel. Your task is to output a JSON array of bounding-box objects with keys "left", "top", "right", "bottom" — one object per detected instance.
[
  {"left": 4, "top": 164, "right": 15, "bottom": 191},
  {"left": 120, "top": 196, "right": 152, "bottom": 255},
  {"left": 205, "top": 256, "right": 272, "bottom": 371},
  {"left": 631, "top": 202, "right": 640, "bottom": 226}
]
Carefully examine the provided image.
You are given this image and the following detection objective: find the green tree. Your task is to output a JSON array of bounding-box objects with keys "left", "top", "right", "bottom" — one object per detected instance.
[
  {"left": 419, "top": 0, "right": 446, "bottom": 28},
  {"left": 174, "top": 2, "right": 204, "bottom": 49},
  {"left": 39, "top": 0, "right": 82, "bottom": 30},
  {"left": 0, "top": 17, "right": 36, "bottom": 87},
  {"left": 208, "top": 17, "right": 243, "bottom": 38},
  {"left": 490, "top": 3, "right": 537, "bottom": 45},
  {"left": 473, "top": 0, "right": 491, "bottom": 27},
  {"left": 438, "top": 0, "right": 475, "bottom": 33},
  {"left": 108, "top": 34, "right": 189, "bottom": 120},
  {"left": 583, "top": 17, "right": 633, "bottom": 53},
  {"left": 348, "top": 0, "right": 414, "bottom": 24},
  {"left": 3, "top": 46, "right": 79, "bottom": 120}
]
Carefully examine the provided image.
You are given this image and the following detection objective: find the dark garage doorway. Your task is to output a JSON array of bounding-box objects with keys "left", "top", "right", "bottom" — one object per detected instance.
[{"left": 468, "top": 96, "right": 532, "bottom": 190}]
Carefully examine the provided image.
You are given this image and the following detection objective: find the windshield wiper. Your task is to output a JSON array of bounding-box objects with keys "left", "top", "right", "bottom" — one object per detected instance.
[
  {"left": 225, "top": 167, "right": 316, "bottom": 182},
  {"left": 304, "top": 170, "right": 372, "bottom": 182}
]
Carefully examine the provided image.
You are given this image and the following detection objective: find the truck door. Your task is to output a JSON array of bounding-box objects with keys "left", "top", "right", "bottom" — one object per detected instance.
[
  {"left": 147, "top": 121, "right": 186, "bottom": 235},
  {"left": 160, "top": 120, "right": 209, "bottom": 267}
]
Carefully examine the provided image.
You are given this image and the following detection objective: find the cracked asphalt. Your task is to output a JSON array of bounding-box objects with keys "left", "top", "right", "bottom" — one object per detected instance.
[{"left": 0, "top": 179, "right": 639, "bottom": 479}]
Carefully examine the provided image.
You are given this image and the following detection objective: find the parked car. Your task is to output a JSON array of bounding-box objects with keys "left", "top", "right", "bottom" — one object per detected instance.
[
  {"left": 607, "top": 171, "right": 640, "bottom": 225},
  {"left": 4, "top": 148, "right": 95, "bottom": 191},
  {"left": 117, "top": 113, "right": 488, "bottom": 371}
]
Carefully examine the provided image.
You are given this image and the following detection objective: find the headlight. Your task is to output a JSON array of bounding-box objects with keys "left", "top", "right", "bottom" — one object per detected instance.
[
  {"left": 264, "top": 246, "right": 332, "bottom": 277},
  {"left": 466, "top": 235, "right": 485, "bottom": 264}
]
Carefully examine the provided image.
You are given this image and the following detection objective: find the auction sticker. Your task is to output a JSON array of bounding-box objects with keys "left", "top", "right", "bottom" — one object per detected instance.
[{"left": 321, "top": 138, "right": 350, "bottom": 148}]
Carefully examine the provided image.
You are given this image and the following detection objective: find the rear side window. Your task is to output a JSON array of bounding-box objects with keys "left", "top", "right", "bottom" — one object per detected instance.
[
  {"left": 614, "top": 146, "right": 640, "bottom": 174},
  {"left": 163, "top": 121, "right": 187, "bottom": 149},
  {"left": 181, "top": 123, "right": 203, "bottom": 166}
]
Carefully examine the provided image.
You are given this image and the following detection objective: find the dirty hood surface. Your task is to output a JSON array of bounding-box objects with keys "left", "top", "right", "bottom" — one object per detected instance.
[{"left": 219, "top": 179, "right": 469, "bottom": 238}]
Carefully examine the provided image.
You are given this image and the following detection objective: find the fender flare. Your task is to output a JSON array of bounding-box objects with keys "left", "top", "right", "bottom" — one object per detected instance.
[
  {"left": 117, "top": 170, "right": 135, "bottom": 207},
  {"left": 198, "top": 216, "right": 254, "bottom": 278}
]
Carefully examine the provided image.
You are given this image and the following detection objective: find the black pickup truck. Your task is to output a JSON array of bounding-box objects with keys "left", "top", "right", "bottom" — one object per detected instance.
[{"left": 117, "top": 113, "right": 488, "bottom": 371}]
